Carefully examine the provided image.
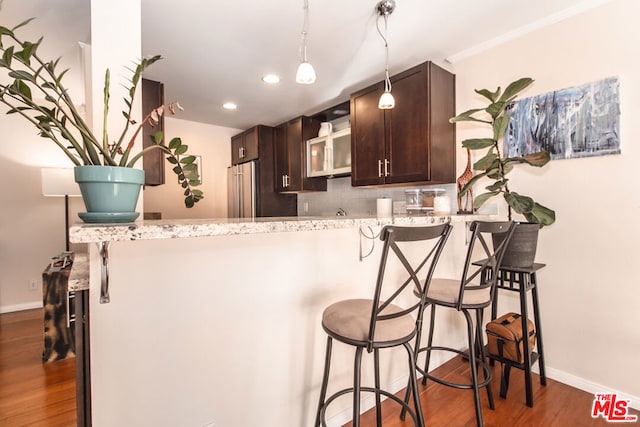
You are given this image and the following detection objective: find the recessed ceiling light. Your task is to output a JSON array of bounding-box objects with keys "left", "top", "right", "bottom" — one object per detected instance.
[
  {"left": 262, "top": 74, "right": 280, "bottom": 84},
  {"left": 223, "top": 102, "right": 237, "bottom": 110}
]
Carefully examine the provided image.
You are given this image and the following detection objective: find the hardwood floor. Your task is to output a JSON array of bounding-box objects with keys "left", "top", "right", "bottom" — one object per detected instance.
[
  {"left": 1, "top": 309, "right": 637, "bottom": 426},
  {"left": 347, "top": 353, "right": 639, "bottom": 427},
  {"left": 0, "top": 309, "right": 76, "bottom": 427}
]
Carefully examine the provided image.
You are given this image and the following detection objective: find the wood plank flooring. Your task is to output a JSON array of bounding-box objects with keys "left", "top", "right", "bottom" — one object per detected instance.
[
  {"left": 1, "top": 309, "right": 76, "bottom": 426},
  {"left": 346, "top": 351, "right": 639, "bottom": 427},
  {"left": 1, "top": 309, "right": 637, "bottom": 426}
]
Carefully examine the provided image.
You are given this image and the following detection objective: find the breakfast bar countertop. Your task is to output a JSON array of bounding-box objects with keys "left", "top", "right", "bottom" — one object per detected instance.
[{"left": 68, "top": 213, "right": 489, "bottom": 244}]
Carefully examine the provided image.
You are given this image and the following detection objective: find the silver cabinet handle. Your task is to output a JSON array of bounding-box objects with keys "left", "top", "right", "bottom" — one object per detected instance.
[
  {"left": 378, "top": 160, "right": 383, "bottom": 177},
  {"left": 384, "top": 159, "right": 390, "bottom": 176}
]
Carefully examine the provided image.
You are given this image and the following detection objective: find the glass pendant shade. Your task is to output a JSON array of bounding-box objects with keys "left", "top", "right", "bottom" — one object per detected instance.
[
  {"left": 378, "top": 90, "right": 395, "bottom": 109},
  {"left": 296, "top": 61, "right": 316, "bottom": 84}
]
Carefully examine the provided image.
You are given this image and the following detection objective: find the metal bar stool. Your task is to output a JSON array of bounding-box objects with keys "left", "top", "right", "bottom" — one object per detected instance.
[
  {"left": 315, "top": 224, "right": 452, "bottom": 427},
  {"left": 489, "top": 262, "right": 547, "bottom": 407},
  {"left": 404, "top": 221, "right": 516, "bottom": 427}
]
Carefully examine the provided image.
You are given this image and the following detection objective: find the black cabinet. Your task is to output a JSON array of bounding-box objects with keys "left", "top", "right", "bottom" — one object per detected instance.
[
  {"left": 274, "top": 116, "right": 326, "bottom": 193},
  {"left": 350, "top": 61, "right": 456, "bottom": 187}
]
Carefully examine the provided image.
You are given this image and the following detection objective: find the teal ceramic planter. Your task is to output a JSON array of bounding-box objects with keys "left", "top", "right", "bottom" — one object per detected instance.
[{"left": 74, "top": 166, "right": 145, "bottom": 223}]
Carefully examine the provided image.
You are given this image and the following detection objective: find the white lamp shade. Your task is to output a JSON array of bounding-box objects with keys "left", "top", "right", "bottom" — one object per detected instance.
[
  {"left": 41, "top": 168, "right": 81, "bottom": 197},
  {"left": 296, "top": 61, "right": 316, "bottom": 84},
  {"left": 378, "top": 90, "right": 396, "bottom": 109}
]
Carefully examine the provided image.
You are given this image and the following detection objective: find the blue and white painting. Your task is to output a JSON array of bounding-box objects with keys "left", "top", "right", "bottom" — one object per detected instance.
[{"left": 503, "top": 77, "right": 620, "bottom": 160}]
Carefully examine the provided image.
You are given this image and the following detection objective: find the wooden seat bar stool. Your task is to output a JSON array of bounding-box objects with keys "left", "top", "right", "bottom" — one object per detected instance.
[
  {"left": 403, "top": 220, "right": 517, "bottom": 427},
  {"left": 314, "top": 224, "right": 452, "bottom": 427},
  {"left": 489, "top": 262, "right": 547, "bottom": 407}
]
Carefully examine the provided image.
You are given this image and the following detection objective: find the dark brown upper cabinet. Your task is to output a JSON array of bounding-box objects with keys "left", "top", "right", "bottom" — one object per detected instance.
[
  {"left": 142, "top": 78, "right": 165, "bottom": 186},
  {"left": 231, "top": 126, "right": 260, "bottom": 165},
  {"left": 350, "top": 61, "right": 456, "bottom": 187},
  {"left": 274, "top": 116, "right": 326, "bottom": 193}
]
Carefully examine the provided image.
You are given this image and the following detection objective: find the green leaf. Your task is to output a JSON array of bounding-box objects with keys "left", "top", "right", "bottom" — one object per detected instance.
[
  {"left": 167, "top": 156, "right": 178, "bottom": 165},
  {"left": 449, "top": 108, "right": 489, "bottom": 124},
  {"left": 505, "top": 192, "right": 535, "bottom": 214},
  {"left": 473, "top": 151, "right": 498, "bottom": 170},
  {"left": 174, "top": 144, "right": 188, "bottom": 156},
  {"left": 172, "top": 165, "right": 181, "bottom": 174},
  {"left": 8, "top": 70, "right": 35, "bottom": 81},
  {"left": 153, "top": 131, "right": 164, "bottom": 144},
  {"left": 485, "top": 180, "right": 506, "bottom": 192},
  {"left": 180, "top": 155, "right": 195, "bottom": 164},
  {"left": 493, "top": 115, "right": 510, "bottom": 141},
  {"left": 475, "top": 87, "right": 501, "bottom": 103},
  {"left": 9, "top": 80, "right": 33, "bottom": 100},
  {"left": 462, "top": 138, "right": 495, "bottom": 150},
  {"left": 473, "top": 191, "right": 500, "bottom": 209},
  {"left": 459, "top": 171, "right": 487, "bottom": 196},
  {"left": 11, "top": 17, "right": 36, "bottom": 32},
  {"left": 2, "top": 45, "right": 14, "bottom": 67},
  {"left": 505, "top": 151, "right": 551, "bottom": 167},
  {"left": 486, "top": 101, "right": 508, "bottom": 119},
  {"left": 497, "top": 77, "right": 534, "bottom": 104},
  {"left": 168, "top": 137, "right": 181, "bottom": 150},
  {"left": 525, "top": 202, "right": 556, "bottom": 226},
  {"left": 502, "top": 162, "right": 514, "bottom": 176}
]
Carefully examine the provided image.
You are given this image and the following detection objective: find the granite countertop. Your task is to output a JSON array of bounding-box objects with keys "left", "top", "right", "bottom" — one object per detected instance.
[
  {"left": 68, "top": 253, "right": 89, "bottom": 291},
  {"left": 69, "top": 213, "right": 487, "bottom": 244}
]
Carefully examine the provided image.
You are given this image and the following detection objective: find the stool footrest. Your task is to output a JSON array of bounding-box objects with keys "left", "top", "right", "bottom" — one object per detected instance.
[{"left": 417, "top": 346, "right": 493, "bottom": 390}]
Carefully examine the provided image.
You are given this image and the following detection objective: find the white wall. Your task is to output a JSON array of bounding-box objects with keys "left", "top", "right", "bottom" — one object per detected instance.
[
  {"left": 0, "top": 113, "right": 85, "bottom": 312},
  {"left": 143, "top": 117, "right": 240, "bottom": 219},
  {"left": 451, "top": 0, "right": 640, "bottom": 403}
]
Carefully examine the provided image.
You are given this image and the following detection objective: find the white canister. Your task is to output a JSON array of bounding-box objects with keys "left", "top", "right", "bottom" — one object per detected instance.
[
  {"left": 376, "top": 198, "right": 393, "bottom": 218},
  {"left": 433, "top": 193, "right": 451, "bottom": 214}
]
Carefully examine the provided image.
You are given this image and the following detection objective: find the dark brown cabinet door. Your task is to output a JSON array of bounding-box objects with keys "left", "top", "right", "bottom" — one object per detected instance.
[
  {"left": 350, "top": 61, "right": 456, "bottom": 187},
  {"left": 231, "top": 127, "right": 259, "bottom": 165},
  {"left": 274, "top": 123, "right": 288, "bottom": 192},
  {"left": 387, "top": 65, "right": 430, "bottom": 184},
  {"left": 142, "top": 79, "right": 165, "bottom": 186},
  {"left": 350, "top": 82, "right": 387, "bottom": 186},
  {"left": 274, "top": 117, "right": 326, "bottom": 192}
]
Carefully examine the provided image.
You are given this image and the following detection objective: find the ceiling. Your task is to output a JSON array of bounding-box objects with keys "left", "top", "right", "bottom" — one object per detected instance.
[{"left": 2, "top": 0, "right": 610, "bottom": 130}]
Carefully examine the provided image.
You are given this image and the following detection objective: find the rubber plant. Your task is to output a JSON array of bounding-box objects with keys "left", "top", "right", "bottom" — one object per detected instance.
[
  {"left": 0, "top": 15, "right": 203, "bottom": 207},
  {"left": 450, "top": 77, "right": 555, "bottom": 226}
]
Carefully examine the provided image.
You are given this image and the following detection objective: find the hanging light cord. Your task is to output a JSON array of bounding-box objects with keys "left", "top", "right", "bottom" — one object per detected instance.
[
  {"left": 299, "top": 0, "right": 310, "bottom": 62},
  {"left": 376, "top": 12, "right": 391, "bottom": 92}
]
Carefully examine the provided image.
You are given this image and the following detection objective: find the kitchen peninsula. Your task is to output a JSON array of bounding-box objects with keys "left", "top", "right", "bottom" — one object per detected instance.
[{"left": 69, "top": 214, "right": 489, "bottom": 427}]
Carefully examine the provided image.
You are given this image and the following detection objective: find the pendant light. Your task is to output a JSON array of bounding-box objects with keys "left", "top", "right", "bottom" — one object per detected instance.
[
  {"left": 376, "top": 0, "right": 395, "bottom": 109},
  {"left": 296, "top": 0, "right": 316, "bottom": 84}
]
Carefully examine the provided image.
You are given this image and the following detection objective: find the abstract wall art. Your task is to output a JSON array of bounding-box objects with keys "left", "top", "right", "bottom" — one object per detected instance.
[{"left": 503, "top": 77, "right": 621, "bottom": 160}]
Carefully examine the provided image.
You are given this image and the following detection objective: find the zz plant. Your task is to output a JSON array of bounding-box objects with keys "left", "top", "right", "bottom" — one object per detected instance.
[
  {"left": 0, "top": 16, "right": 203, "bottom": 207},
  {"left": 450, "top": 77, "right": 555, "bottom": 226}
]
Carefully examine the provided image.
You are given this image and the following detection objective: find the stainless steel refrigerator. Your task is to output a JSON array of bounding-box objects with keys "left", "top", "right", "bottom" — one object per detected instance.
[{"left": 227, "top": 161, "right": 256, "bottom": 218}]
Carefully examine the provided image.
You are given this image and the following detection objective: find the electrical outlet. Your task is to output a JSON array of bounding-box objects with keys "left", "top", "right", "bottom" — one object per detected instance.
[{"left": 29, "top": 279, "right": 38, "bottom": 291}]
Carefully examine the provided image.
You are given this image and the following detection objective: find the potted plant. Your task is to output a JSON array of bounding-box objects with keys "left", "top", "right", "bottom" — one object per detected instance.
[
  {"left": 0, "top": 17, "right": 203, "bottom": 222},
  {"left": 450, "top": 77, "right": 556, "bottom": 267}
]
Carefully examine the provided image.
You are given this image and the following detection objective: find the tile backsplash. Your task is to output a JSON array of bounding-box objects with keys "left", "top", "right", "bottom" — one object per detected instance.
[{"left": 297, "top": 177, "right": 458, "bottom": 217}]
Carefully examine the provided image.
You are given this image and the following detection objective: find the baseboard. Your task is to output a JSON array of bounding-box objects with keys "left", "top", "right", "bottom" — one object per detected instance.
[
  {"left": 544, "top": 366, "right": 640, "bottom": 411},
  {"left": 0, "top": 301, "right": 43, "bottom": 314}
]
